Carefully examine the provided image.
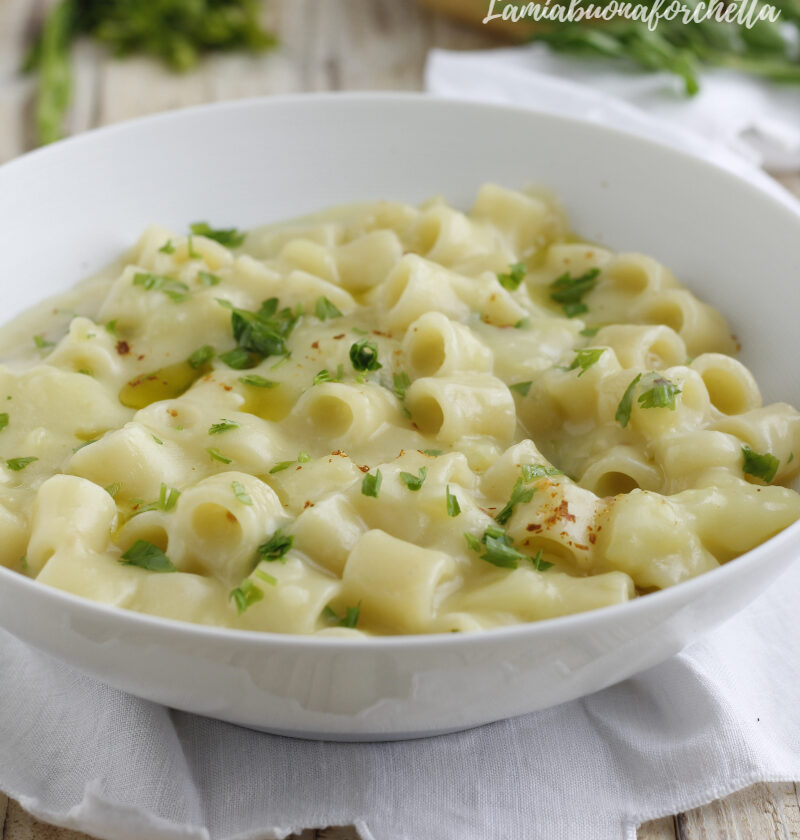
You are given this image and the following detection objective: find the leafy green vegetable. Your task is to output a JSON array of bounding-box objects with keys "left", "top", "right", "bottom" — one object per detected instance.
[
  {"left": 34, "top": 335, "right": 55, "bottom": 350},
  {"left": 446, "top": 485, "right": 461, "bottom": 517},
  {"left": 0, "top": 414, "right": 8, "bottom": 432},
  {"left": 25, "top": 0, "right": 276, "bottom": 146},
  {"left": 190, "top": 222, "right": 247, "bottom": 247},
  {"left": 529, "top": 549, "right": 554, "bottom": 572},
  {"left": 222, "top": 297, "right": 298, "bottom": 367},
  {"left": 297, "top": 451, "right": 311, "bottom": 463},
  {"left": 220, "top": 348, "right": 256, "bottom": 369},
  {"left": 521, "top": 464, "right": 564, "bottom": 481},
  {"left": 323, "top": 602, "right": 361, "bottom": 628},
  {"left": 580, "top": 326, "right": 600, "bottom": 338},
  {"left": 255, "top": 568, "right": 277, "bottom": 586},
  {"left": 509, "top": 381, "right": 532, "bottom": 397},
  {"left": 120, "top": 540, "right": 176, "bottom": 572},
  {"left": 231, "top": 481, "right": 252, "bottom": 505},
  {"left": 742, "top": 445, "right": 780, "bottom": 483},
  {"left": 615, "top": 373, "right": 642, "bottom": 428},
  {"left": 197, "top": 270, "right": 221, "bottom": 287},
  {"left": 230, "top": 579, "right": 263, "bottom": 615},
  {"left": 313, "top": 369, "right": 336, "bottom": 385},
  {"left": 206, "top": 447, "right": 232, "bottom": 464},
  {"left": 258, "top": 529, "right": 294, "bottom": 562},
  {"left": 497, "top": 262, "right": 527, "bottom": 291},
  {"left": 399, "top": 467, "right": 427, "bottom": 492},
  {"left": 495, "top": 477, "right": 535, "bottom": 526},
  {"left": 6, "top": 457, "right": 38, "bottom": 472},
  {"left": 361, "top": 469, "right": 382, "bottom": 498},
  {"left": 465, "top": 526, "right": 528, "bottom": 569},
  {"left": 209, "top": 419, "right": 239, "bottom": 435},
  {"left": 132, "top": 483, "right": 181, "bottom": 515},
  {"left": 637, "top": 375, "right": 682, "bottom": 410},
  {"left": 422, "top": 449, "right": 443, "bottom": 456},
  {"left": 568, "top": 347, "right": 606, "bottom": 377},
  {"left": 159, "top": 239, "right": 175, "bottom": 254},
  {"left": 188, "top": 345, "right": 214, "bottom": 369},
  {"left": 269, "top": 460, "right": 295, "bottom": 474},
  {"left": 549, "top": 268, "right": 601, "bottom": 317},
  {"left": 393, "top": 371, "right": 411, "bottom": 400},
  {"left": 238, "top": 374, "right": 279, "bottom": 388},
  {"left": 314, "top": 296, "right": 343, "bottom": 320},
  {"left": 350, "top": 338, "right": 382, "bottom": 372},
  {"left": 133, "top": 272, "right": 189, "bottom": 303}
]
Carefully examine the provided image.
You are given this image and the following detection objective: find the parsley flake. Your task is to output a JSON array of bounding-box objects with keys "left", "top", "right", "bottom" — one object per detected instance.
[
  {"left": 120, "top": 540, "right": 176, "bottom": 573},
  {"left": 0, "top": 413, "right": 8, "bottom": 432},
  {"left": 615, "top": 373, "right": 642, "bottom": 428},
  {"left": 219, "top": 347, "right": 255, "bottom": 369},
  {"left": 742, "top": 445, "right": 779, "bottom": 483},
  {"left": 549, "top": 267, "right": 601, "bottom": 317},
  {"left": 521, "top": 464, "right": 564, "bottom": 481},
  {"left": 232, "top": 480, "right": 253, "bottom": 505},
  {"left": 190, "top": 222, "right": 246, "bottom": 248},
  {"left": 7, "top": 457, "right": 37, "bottom": 472},
  {"left": 238, "top": 374, "right": 279, "bottom": 388},
  {"left": 361, "top": 469, "right": 382, "bottom": 498},
  {"left": 399, "top": 467, "right": 427, "bottom": 491},
  {"left": 393, "top": 371, "right": 411, "bottom": 400},
  {"left": 313, "top": 369, "right": 335, "bottom": 385},
  {"left": 568, "top": 347, "right": 606, "bottom": 377},
  {"left": 207, "top": 447, "right": 232, "bottom": 464},
  {"left": 497, "top": 262, "right": 527, "bottom": 291},
  {"left": 324, "top": 602, "right": 361, "bottom": 628},
  {"left": 495, "top": 477, "right": 535, "bottom": 525},
  {"left": 159, "top": 239, "right": 175, "bottom": 254},
  {"left": 510, "top": 381, "right": 532, "bottom": 397},
  {"left": 197, "top": 270, "right": 221, "bottom": 287},
  {"left": 465, "top": 526, "right": 528, "bottom": 569},
  {"left": 209, "top": 419, "right": 239, "bottom": 435},
  {"left": 422, "top": 449, "right": 443, "bottom": 456},
  {"left": 258, "top": 529, "right": 293, "bottom": 562},
  {"left": 446, "top": 485, "right": 461, "bottom": 517},
  {"left": 529, "top": 549, "right": 554, "bottom": 571},
  {"left": 221, "top": 297, "right": 298, "bottom": 368},
  {"left": 315, "top": 296, "right": 343, "bottom": 320},
  {"left": 133, "top": 272, "right": 190, "bottom": 303},
  {"left": 580, "top": 326, "right": 600, "bottom": 338},
  {"left": 269, "top": 460, "right": 295, "bottom": 474},
  {"left": 188, "top": 345, "right": 214, "bottom": 369},
  {"left": 230, "top": 579, "right": 263, "bottom": 615},
  {"left": 33, "top": 334, "right": 54, "bottom": 350},
  {"left": 255, "top": 569, "right": 277, "bottom": 586},
  {"left": 350, "top": 339, "right": 382, "bottom": 372},
  {"left": 637, "top": 375, "right": 682, "bottom": 410}
]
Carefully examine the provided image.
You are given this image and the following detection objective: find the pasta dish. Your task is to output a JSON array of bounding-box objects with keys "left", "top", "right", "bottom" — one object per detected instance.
[{"left": 1, "top": 184, "right": 798, "bottom": 635}]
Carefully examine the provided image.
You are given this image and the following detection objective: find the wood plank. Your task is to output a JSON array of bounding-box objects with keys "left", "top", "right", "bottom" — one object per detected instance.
[{"left": 639, "top": 816, "right": 678, "bottom": 840}]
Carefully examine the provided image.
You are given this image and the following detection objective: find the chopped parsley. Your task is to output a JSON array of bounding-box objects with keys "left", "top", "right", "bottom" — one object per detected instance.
[
  {"left": 219, "top": 347, "right": 255, "bottom": 369},
  {"left": 33, "top": 334, "right": 54, "bottom": 350},
  {"left": 269, "top": 460, "right": 295, "bottom": 474},
  {"left": 315, "top": 296, "right": 343, "bottom": 320},
  {"left": 19, "top": 555, "right": 29, "bottom": 572},
  {"left": 549, "top": 267, "right": 601, "bottom": 317},
  {"left": 206, "top": 447, "right": 232, "bottom": 464},
  {"left": 313, "top": 369, "right": 335, "bottom": 385},
  {"left": 323, "top": 602, "right": 361, "bottom": 628},
  {"left": 422, "top": 449, "right": 443, "bottom": 456},
  {"left": 186, "top": 235, "right": 201, "bottom": 259},
  {"left": 509, "top": 381, "right": 532, "bottom": 397},
  {"left": 152, "top": 435, "right": 164, "bottom": 445},
  {"left": 615, "top": 373, "right": 642, "bottom": 428},
  {"left": 497, "top": 261, "right": 527, "bottom": 291},
  {"left": 580, "top": 326, "right": 600, "bottom": 337},
  {"left": 120, "top": 540, "right": 176, "bottom": 572},
  {"left": 742, "top": 445, "right": 779, "bottom": 483},
  {"left": 105, "top": 320, "right": 119, "bottom": 337},
  {"left": 132, "top": 272, "right": 190, "bottom": 303},
  {"left": 393, "top": 371, "right": 411, "bottom": 400},
  {"left": 209, "top": 419, "right": 239, "bottom": 435},
  {"left": 258, "top": 529, "right": 293, "bottom": 562},
  {"left": 514, "top": 317, "right": 531, "bottom": 329},
  {"left": 197, "top": 270, "right": 222, "bottom": 287},
  {"left": 230, "top": 579, "right": 263, "bottom": 615},
  {"left": 399, "top": 466, "right": 427, "bottom": 491},
  {"left": 521, "top": 464, "right": 564, "bottom": 481},
  {"left": 446, "top": 485, "right": 461, "bottom": 517},
  {"left": 529, "top": 549, "right": 554, "bottom": 572},
  {"left": 132, "top": 483, "right": 180, "bottom": 515},
  {"left": 465, "top": 526, "right": 528, "bottom": 569},
  {"left": 158, "top": 239, "right": 175, "bottom": 254},
  {"left": 255, "top": 569, "right": 277, "bottom": 586},
  {"left": 219, "top": 297, "right": 298, "bottom": 368},
  {"left": 7, "top": 457, "right": 37, "bottom": 472},
  {"left": 568, "top": 348, "right": 606, "bottom": 377},
  {"left": 232, "top": 481, "right": 252, "bottom": 505},
  {"left": 105, "top": 482, "right": 121, "bottom": 499},
  {"left": 188, "top": 345, "right": 214, "bottom": 369},
  {"left": 361, "top": 469, "right": 382, "bottom": 498},
  {"left": 190, "top": 222, "right": 247, "bottom": 248},
  {"left": 350, "top": 339, "right": 382, "bottom": 372},
  {"left": 495, "top": 477, "right": 535, "bottom": 526},
  {"left": 238, "top": 374, "right": 279, "bottom": 388},
  {"left": 637, "top": 375, "right": 682, "bottom": 410},
  {"left": 297, "top": 451, "right": 311, "bottom": 463},
  {"left": 0, "top": 413, "right": 8, "bottom": 432}
]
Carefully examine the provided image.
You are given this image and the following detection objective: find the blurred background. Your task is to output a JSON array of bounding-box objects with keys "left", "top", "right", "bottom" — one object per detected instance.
[{"left": 2, "top": 0, "right": 799, "bottom": 190}]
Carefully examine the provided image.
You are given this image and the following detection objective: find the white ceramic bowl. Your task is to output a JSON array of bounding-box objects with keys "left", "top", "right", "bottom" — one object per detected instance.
[{"left": 1, "top": 94, "right": 799, "bottom": 741}]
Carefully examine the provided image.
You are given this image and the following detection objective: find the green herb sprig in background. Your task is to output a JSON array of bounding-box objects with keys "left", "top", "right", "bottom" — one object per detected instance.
[{"left": 24, "top": 0, "right": 276, "bottom": 146}]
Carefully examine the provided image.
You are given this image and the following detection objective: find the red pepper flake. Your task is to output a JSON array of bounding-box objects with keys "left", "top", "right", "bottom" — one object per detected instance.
[
  {"left": 303, "top": 500, "right": 314, "bottom": 509},
  {"left": 311, "top": 341, "right": 319, "bottom": 349},
  {"left": 333, "top": 333, "right": 345, "bottom": 340},
  {"left": 357, "top": 464, "right": 370, "bottom": 473},
  {"left": 526, "top": 523, "right": 542, "bottom": 532},
  {"left": 115, "top": 340, "right": 130, "bottom": 356}
]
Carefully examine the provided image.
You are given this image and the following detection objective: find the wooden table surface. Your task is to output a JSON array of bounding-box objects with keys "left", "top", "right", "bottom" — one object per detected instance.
[{"left": 1, "top": 1, "right": 799, "bottom": 838}]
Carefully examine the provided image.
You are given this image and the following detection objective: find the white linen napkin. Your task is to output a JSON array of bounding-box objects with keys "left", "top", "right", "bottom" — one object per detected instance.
[
  {"left": 425, "top": 44, "right": 800, "bottom": 172},
  {"left": 2, "top": 561, "right": 800, "bottom": 840},
  {"left": 3, "top": 59, "right": 800, "bottom": 838}
]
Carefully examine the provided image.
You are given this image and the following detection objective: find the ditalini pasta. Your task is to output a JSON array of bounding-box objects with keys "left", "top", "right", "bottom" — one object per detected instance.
[{"left": 2, "top": 185, "right": 799, "bottom": 636}]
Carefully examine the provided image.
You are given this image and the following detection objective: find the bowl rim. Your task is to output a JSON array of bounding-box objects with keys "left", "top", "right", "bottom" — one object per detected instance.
[{"left": 1, "top": 90, "right": 799, "bottom": 651}]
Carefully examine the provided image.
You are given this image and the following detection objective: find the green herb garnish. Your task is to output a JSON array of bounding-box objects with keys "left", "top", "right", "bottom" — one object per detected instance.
[
  {"left": 521, "top": 464, "right": 564, "bottom": 481},
  {"left": 497, "top": 262, "right": 527, "bottom": 291},
  {"left": 231, "top": 481, "right": 252, "bottom": 505},
  {"left": 0, "top": 414, "right": 8, "bottom": 432},
  {"left": 495, "top": 477, "right": 535, "bottom": 526},
  {"left": 314, "top": 296, "right": 343, "bottom": 320},
  {"left": 615, "top": 373, "right": 642, "bottom": 428},
  {"left": 207, "top": 447, "right": 232, "bottom": 464},
  {"left": 399, "top": 466, "right": 427, "bottom": 492},
  {"left": 446, "top": 485, "right": 461, "bottom": 517},
  {"left": 197, "top": 270, "right": 221, "bottom": 287},
  {"left": 209, "top": 419, "right": 239, "bottom": 435},
  {"left": 133, "top": 272, "right": 189, "bottom": 303},
  {"left": 393, "top": 371, "right": 411, "bottom": 400},
  {"left": 120, "top": 540, "right": 176, "bottom": 572},
  {"left": 509, "top": 381, "right": 532, "bottom": 397},
  {"left": 529, "top": 549, "right": 554, "bottom": 572},
  {"left": 323, "top": 602, "right": 361, "bottom": 628},
  {"left": 34, "top": 335, "right": 55, "bottom": 350},
  {"left": 258, "top": 529, "right": 293, "bottom": 562},
  {"left": 238, "top": 374, "right": 279, "bottom": 388},
  {"left": 188, "top": 345, "right": 214, "bottom": 369},
  {"left": 350, "top": 338, "right": 382, "bottom": 372},
  {"left": 465, "top": 526, "right": 528, "bottom": 569},
  {"left": 7, "top": 457, "right": 38, "bottom": 472},
  {"left": 637, "top": 375, "right": 682, "bottom": 410},
  {"left": 159, "top": 239, "right": 175, "bottom": 254},
  {"left": 361, "top": 469, "right": 382, "bottom": 498},
  {"left": 190, "top": 222, "right": 247, "bottom": 248},
  {"left": 742, "top": 445, "right": 779, "bottom": 483},
  {"left": 568, "top": 347, "right": 606, "bottom": 377},
  {"left": 230, "top": 579, "right": 263, "bottom": 615},
  {"left": 220, "top": 297, "right": 298, "bottom": 368},
  {"left": 549, "top": 267, "right": 601, "bottom": 317}
]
